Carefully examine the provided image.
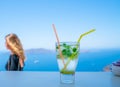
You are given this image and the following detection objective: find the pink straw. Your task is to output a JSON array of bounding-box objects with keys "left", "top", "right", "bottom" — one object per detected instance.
[{"left": 52, "top": 24, "right": 65, "bottom": 65}]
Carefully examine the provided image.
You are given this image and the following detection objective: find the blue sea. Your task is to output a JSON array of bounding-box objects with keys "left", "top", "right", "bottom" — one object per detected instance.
[{"left": 0, "top": 49, "right": 120, "bottom": 71}]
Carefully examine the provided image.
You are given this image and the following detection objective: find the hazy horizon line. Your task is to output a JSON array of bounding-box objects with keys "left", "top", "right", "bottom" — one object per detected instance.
[{"left": 0, "top": 47, "right": 120, "bottom": 52}]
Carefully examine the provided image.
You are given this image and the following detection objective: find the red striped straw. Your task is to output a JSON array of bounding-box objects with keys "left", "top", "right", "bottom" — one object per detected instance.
[{"left": 52, "top": 24, "right": 65, "bottom": 65}]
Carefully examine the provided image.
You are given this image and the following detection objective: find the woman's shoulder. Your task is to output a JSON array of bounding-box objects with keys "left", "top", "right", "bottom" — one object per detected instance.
[{"left": 10, "top": 54, "right": 19, "bottom": 60}]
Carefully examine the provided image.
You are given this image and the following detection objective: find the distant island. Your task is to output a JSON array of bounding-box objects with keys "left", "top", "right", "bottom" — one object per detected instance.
[
  {"left": 25, "top": 48, "right": 91, "bottom": 54},
  {"left": 25, "top": 48, "right": 55, "bottom": 54}
]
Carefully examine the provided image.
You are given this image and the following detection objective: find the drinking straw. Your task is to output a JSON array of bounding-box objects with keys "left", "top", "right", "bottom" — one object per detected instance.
[
  {"left": 77, "top": 29, "right": 96, "bottom": 43},
  {"left": 52, "top": 24, "right": 65, "bottom": 65},
  {"left": 63, "top": 29, "right": 96, "bottom": 70}
]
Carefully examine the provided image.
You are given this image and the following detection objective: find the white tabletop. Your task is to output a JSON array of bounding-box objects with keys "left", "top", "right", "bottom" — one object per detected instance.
[{"left": 0, "top": 72, "right": 120, "bottom": 87}]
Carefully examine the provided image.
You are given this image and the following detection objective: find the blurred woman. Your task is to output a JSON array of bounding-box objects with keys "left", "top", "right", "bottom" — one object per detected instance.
[{"left": 5, "top": 33, "right": 25, "bottom": 71}]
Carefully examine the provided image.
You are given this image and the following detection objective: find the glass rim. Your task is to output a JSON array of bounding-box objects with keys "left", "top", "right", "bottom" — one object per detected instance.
[
  {"left": 56, "top": 42, "right": 80, "bottom": 46},
  {"left": 56, "top": 42, "right": 79, "bottom": 44}
]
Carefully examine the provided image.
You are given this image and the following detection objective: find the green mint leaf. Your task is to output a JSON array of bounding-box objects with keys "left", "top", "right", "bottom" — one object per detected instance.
[{"left": 72, "top": 47, "right": 77, "bottom": 52}]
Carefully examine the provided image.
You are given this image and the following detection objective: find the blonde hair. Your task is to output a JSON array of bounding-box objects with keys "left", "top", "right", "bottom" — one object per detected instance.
[{"left": 5, "top": 33, "right": 25, "bottom": 67}]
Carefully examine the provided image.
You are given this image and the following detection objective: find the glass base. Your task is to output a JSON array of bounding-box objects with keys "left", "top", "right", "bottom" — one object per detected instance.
[{"left": 60, "top": 73, "right": 75, "bottom": 84}]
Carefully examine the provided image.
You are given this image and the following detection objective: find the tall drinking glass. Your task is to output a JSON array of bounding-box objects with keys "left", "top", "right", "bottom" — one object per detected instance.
[{"left": 56, "top": 42, "right": 79, "bottom": 84}]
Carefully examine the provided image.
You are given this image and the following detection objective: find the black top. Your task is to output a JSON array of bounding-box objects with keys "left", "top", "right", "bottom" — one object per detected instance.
[{"left": 5, "top": 54, "right": 24, "bottom": 71}]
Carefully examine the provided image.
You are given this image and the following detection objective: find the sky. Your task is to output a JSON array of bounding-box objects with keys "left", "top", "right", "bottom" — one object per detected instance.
[{"left": 0, "top": 0, "right": 120, "bottom": 51}]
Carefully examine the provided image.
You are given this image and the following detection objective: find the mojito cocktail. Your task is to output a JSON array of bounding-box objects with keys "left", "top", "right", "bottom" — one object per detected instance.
[{"left": 56, "top": 42, "right": 79, "bottom": 83}]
